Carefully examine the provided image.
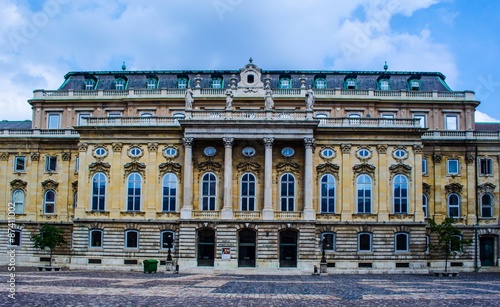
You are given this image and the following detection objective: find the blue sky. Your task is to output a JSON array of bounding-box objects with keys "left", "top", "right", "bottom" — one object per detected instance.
[{"left": 1, "top": 0, "right": 499, "bottom": 122}]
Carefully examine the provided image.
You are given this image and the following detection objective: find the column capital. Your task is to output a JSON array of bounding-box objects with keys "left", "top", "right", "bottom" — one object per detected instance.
[
  {"left": 263, "top": 137, "right": 274, "bottom": 148},
  {"left": 223, "top": 137, "right": 234, "bottom": 147},
  {"left": 182, "top": 137, "right": 194, "bottom": 148},
  {"left": 304, "top": 137, "right": 315, "bottom": 149},
  {"left": 341, "top": 143, "right": 351, "bottom": 154}
]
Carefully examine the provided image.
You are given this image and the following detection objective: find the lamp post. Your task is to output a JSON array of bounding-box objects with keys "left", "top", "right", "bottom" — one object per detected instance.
[{"left": 321, "top": 237, "right": 328, "bottom": 263}]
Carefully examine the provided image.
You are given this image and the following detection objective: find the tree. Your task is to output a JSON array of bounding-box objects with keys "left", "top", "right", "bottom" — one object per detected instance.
[
  {"left": 31, "top": 223, "right": 66, "bottom": 267},
  {"left": 428, "top": 217, "right": 472, "bottom": 272}
]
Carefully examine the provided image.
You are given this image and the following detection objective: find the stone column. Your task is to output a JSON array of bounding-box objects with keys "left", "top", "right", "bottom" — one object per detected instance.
[
  {"left": 263, "top": 137, "right": 274, "bottom": 220},
  {"left": 303, "top": 138, "right": 316, "bottom": 220},
  {"left": 341, "top": 144, "right": 353, "bottom": 221},
  {"left": 180, "top": 137, "right": 194, "bottom": 219},
  {"left": 377, "top": 144, "right": 389, "bottom": 221},
  {"left": 413, "top": 144, "right": 425, "bottom": 221},
  {"left": 432, "top": 153, "right": 443, "bottom": 223},
  {"left": 221, "top": 137, "right": 234, "bottom": 219}
]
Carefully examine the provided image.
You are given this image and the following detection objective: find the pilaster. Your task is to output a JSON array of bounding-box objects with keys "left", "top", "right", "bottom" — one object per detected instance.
[
  {"left": 221, "top": 137, "right": 234, "bottom": 219},
  {"left": 341, "top": 144, "right": 352, "bottom": 221},
  {"left": 263, "top": 137, "right": 274, "bottom": 220},
  {"left": 181, "top": 137, "right": 194, "bottom": 219},
  {"left": 377, "top": 144, "right": 389, "bottom": 221},
  {"left": 303, "top": 138, "right": 315, "bottom": 220}
]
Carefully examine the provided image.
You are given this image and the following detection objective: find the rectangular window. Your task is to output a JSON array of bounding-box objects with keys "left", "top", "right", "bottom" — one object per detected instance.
[
  {"left": 411, "top": 81, "right": 420, "bottom": 90},
  {"left": 125, "top": 231, "right": 139, "bottom": 249},
  {"left": 445, "top": 114, "right": 458, "bottom": 130},
  {"left": 211, "top": 79, "right": 221, "bottom": 89},
  {"left": 358, "top": 233, "right": 372, "bottom": 252},
  {"left": 280, "top": 79, "right": 290, "bottom": 89},
  {"left": 177, "top": 79, "right": 187, "bottom": 89},
  {"left": 480, "top": 158, "right": 493, "bottom": 175},
  {"left": 315, "top": 79, "right": 326, "bottom": 89},
  {"left": 321, "top": 232, "right": 335, "bottom": 251},
  {"left": 422, "top": 158, "right": 428, "bottom": 175},
  {"left": 77, "top": 113, "right": 91, "bottom": 126},
  {"left": 395, "top": 233, "right": 409, "bottom": 252},
  {"left": 9, "top": 230, "right": 21, "bottom": 247},
  {"left": 47, "top": 113, "right": 61, "bottom": 129},
  {"left": 447, "top": 159, "right": 459, "bottom": 175},
  {"left": 413, "top": 114, "right": 426, "bottom": 128},
  {"left": 75, "top": 156, "right": 79, "bottom": 173},
  {"left": 89, "top": 230, "right": 103, "bottom": 248},
  {"left": 14, "top": 156, "right": 26, "bottom": 172},
  {"left": 85, "top": 80, "right": 94, "bottom": 90},
  {"left": 45, "top": 156, "right": 57, "bottom": 172}
]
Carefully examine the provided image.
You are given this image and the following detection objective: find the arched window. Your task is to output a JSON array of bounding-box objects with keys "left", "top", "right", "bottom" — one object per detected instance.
[
  {"left": 146, "top": 78, "right": 157, "bottom": 89},
  {"left": 44, "top": 190, "right": 56, "bottom": 214},
  {"left": 356, "top": 174, "right": 372, "bottom": 214},
  {"left": 161, "top": 230, "right": 175, "bottom": 250},
  {"left": 12, "top": 189, "right": 25, "bottom": 214},
  {"left": 395, "top": 232, "right": 409, "bottom": 252},
  {"left": 321, "top": 232, "right": 335, "bottom": 251},
  {"left": 358, "top": 232, "right": 372, "bottom": 252},
  {"left": 447, "top": 193, "right": 460, "bottom": 218},
  {"left": 125, "top": 230, "right": 139, "bottom": 249},
  {"left": 314, "top": 78, "right": 327, "bottom": 89},
  {"left": 91, "top": 173, "right": 106, "bottom": 211},
  {"left": 378, "top": 79, "right": 390, "bottom": 90},
  {"left": 9, "top": 229, "right": 21, "bottom": 247},
  {"left": 162, "top": 173, "right": 177, "bottom": 212},
  {"left": 89, "top": 229, "right": 103, "bottom": 248},
  {"left": 320, "top": 174, "right": 336, "bottom": 213},
  {"left": 280, "top": 173, "right": 295, "bottom": 211},
  {"left": 345, "top": 78, "right": 357, "bottom": 89},
  {"left": 127, "top": 173, "right": 142, "bottom": 212},
  {"left": 422, "top": 194, "right": 428, "bottom": 218},
  {"left": 393, "top": 175, "right": 408, "bottom": 214},
  {"left": 201, "top": 173, "right": 217, "bottom": 210},
  {"left": 481, "top": 194, "right": 493, "bottom": 218},
  {"left": 241, "top": 173, "right": 256, "bottom": 211}
]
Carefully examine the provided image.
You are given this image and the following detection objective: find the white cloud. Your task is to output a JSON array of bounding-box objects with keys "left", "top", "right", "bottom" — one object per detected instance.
[{"left": 475, "top": 110, "right": 500, "bottom": 123}]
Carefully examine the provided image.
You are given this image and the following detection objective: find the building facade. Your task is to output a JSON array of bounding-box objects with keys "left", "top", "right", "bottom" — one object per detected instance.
[{"left": 1, "top": 60, "right": 499, "bottom": 273}]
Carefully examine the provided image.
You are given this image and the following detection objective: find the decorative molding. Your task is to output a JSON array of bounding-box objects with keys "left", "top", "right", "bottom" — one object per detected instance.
[
  {"left": 423, "top": 182, "right": 431, "bottom": 195},
  {"left": 316, "top": 163, "right": 340, "bottom": 180},
  {"left": 222, "top": 137, "right": 234, "bottom": 148},
  {"left": 10, "top": 179, "right": 27, "bottom": 192},
  {"left": 433, "top": 153, "right": 442, "bottom": 163},
  {"left": 72, "top": 180, "right": 78, "bottom": 193},
  {"left": 478, "top": 182, "right": 496, "bottom": 194},
  {"left": 445, "top": 182, "right": 463, "bottom": 194},
  {"left": 236, "top": 161, "right": 261, "bottom": 175},
  {"left": 389, "top": 163, "right": 412, "bottom": 180},
  {"left": 148, "top": 142, "right": 158, "bottom": 152},
  {"left": 198, "top": 160, "right": 222, "bottom": 173},
  {"left": 263, "top": 137, "right": 274, "bottom": 148},
  {"left": 78, "top": 142, "right": 88, "bottom": 152},
  {"left": 0, "top": 152, "right": 9, "bottom": 161},
  {"left": 304, "top": 138, "right": 315, "bottom": 149},
  {"left": 89, "top": 161, "right": 111, "bottom": 177},
  {"left": 465, "top": 154, "right": 475, "bottom": 164},
  {"left": 41, "top": 179, "right": 59, "bottom": 191},
  {"left": 183, "top": 137, "right": 194, "bottom": 148},
  {"left": 276, "top": 160, "right": 300, "bottom": 175},
  {"left": 61, "top": 152, "right": 71, "bottom": 161},
  {"left": 124, "top": 161, "right": 146, "bottom": 178},
  {"left": 413, "top": 144, "right": 424, "bottom": 154},
  {"left": 158, "top": 161, "right": 182, "bottom": 179},
  {"left": 377, "top": 144, "right": 388, "bottom": 154},
  {"left": 353, "top": 163, "right": 376, "bottom": 182},
  {"left": 127, "top": 145, "right": 144, "bottom": 160},
  {"left": 112, "top": 142, "right": 123, "bottom": 152},
  {"left": 31, "top": 152, "right": 40, "bottom": 161},
  {"left": 340, "top": 143, "right": 351, "bottom": 154}
]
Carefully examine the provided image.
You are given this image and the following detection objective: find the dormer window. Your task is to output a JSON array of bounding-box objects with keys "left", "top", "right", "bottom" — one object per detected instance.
[
  {"left": 147, "top": 78, "right": 157, "bottom": 89},
  {"left": 279, "top": 78, "right": 291, "bottom": 89},
  {"left": 115, "top": 78, "right": 126, "bottom": 90},
  {"left": 409, "top": 79, "right": 421, "bottom": 91},
  {"left": 315, "top": 78, "right": 327, "bottom": 89},
  {"left": 379, "top": 79, "right": 390, "bottom": 91},
  {"left": 84, "top": 79, "right": 95, "bottom": 91},
  {"left": 211, "top": 78, "right": 223, "bottom": 89},
  {"left": 177, "top": 78, "right": 188, "bottom": 89},
  {"left": 345, "top": 78, "right": 357, "bottom": 89}
]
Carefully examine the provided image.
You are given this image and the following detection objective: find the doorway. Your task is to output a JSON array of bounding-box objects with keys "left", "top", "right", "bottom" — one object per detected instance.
[
  {"left": 480, "top": 237, "right": 495, "bottom": 267},
  {"left": 279, "top": 230, "right": 297, "bottom": 267},
  {"left": 197, "top": 229, "right": 215, "bottom": 266},
  {"left": 238, "top": 229, "right": 256, "bottom": 267}
]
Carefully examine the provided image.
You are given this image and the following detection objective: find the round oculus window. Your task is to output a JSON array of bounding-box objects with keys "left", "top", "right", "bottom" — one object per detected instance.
[
  {"left": 204, "top": 146, "right": 216, "bottom": 157},
  {"left": 129, "top": 147, "right": 142, "bottom": 157},
  {"left": 242, "top": 147, "right": 256, "bottom": 157},
  {"left": 281, "top": 147, "right": 295, "bottom": 157},
  {"left": 94, "top": 147, "right": 107, "bottom": 157},
  {"left": 394, "top": 149, "right": 407, "bottom": 159},
  {"left": 320, "top": 148, "right": 335, "bottom": 159},
  {"left": 358, "top": 149, "right": 370, "bottom": 158},
  {"left": 164, "top": 147, "right": 178, "bottom": 157}
]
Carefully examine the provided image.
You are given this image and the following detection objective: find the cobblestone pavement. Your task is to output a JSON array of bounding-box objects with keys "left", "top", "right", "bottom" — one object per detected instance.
[{"left": 1, "top": 268, "right": 500, "bottom": 306}]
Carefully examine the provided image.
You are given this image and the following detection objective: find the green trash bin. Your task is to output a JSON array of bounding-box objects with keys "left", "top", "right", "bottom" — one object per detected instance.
[{"left": 143, "top": 259, "right": 158, "bottom": 273}]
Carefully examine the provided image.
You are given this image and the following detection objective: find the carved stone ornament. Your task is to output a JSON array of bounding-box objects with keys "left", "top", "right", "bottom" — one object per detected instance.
[
  {"left": 0, "top": 152, "right": 9, "bottom": 161},
  {"left": 316, "top": 163, "right": 340, "bottom": 180},
  {"left": 112, "top": 142, "right": 123, "bottom": 152},
  {"left": 389, "top": 163, "right": 412, "bottom": 180},
  {"left": 78, "top": 142, "right": 89, "bottom": 152},
  {"left": 465, "top": 154, "right": 475, "bottom": 164},
  {"left": 41, "top": 179, "right": 59, "bottom": 191},
  {"left": 263, "top": 137, "right": 274, "bottom": 148},
  {"left": 304, "top": 138, "right": 315, "bottom": 149},
  {"left": 31, "top": 152, "right": 40, "bottom": 161},
  {"left": 276, "top": 161, "right": 300, "bottom": 175},
  {"left": 72, "top": 180, "right": 78, "bottom": 193},
  {"left": 433, "top": 154, "right": 442, "bottom": 163},
  {"left": 127, "top": 145, "right": 144, "bottom": 160},
  {"left": 423, "top": 182, "right": 431, "bottom": 195},
  {"left": 198, "top": 160, "right": 222, "bottom": 173},
  {"left": 61, "top": 152, "right": 71, "bottom": 161},
  {"left": 148, "top": 142, "right": 158, "bottom": 152},
  {"left": 478, "top": 182, "right": 496, "bottom": 194},
  {"left": 89, "top": 161, "right": 111, "bottom": 177},
  {"left": 377, "top": 144, "right": 388, "bottom": 154},
  {"left": 183, "top": 137, "right": 194, "bottom": 148},
  {"left": 413, "top": 144, "right": 424, "bottom": 154},
  {"left": 10, "top": 179, "right": 27, "bottom": 191},
  {"left": 223, "top": 137, "right": 234, "bottom": 147},
  {"left": 341, "top": 143, "right": 351, "bottom": 154},
  {"left": 445, "top": 182, "right": 463, "bottom": 194},
  {"left": 353, "top": 163, "right": 376, "bottom": 182},
  {"left": 124, "top": 161, "right": 146, "bottom": 178},
  {"left": 159, "top": 161, "right": 182, "bottom": 178},
  {"left": 237, "top": 161, "right": 261, "bottom": 175}
]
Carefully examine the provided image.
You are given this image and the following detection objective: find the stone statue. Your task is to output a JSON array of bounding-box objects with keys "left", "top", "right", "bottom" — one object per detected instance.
[
  {"left": 264, "top": 89, "right": 274, "bottom": 110},
  {"left": 185, "top": 87, "right": 194, "bottom": 109},
  {"left": 225, "top": 89, "right": 233, "bottom": 110},
  {"left": 305, "top": 86, "right": 315, "bottom": 110}
]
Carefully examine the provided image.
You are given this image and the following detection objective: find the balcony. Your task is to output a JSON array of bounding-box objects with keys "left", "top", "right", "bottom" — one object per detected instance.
[
  {"left": 192, "top": 210, "right": 221, "bottom": 219},
  {"left": 0, "top": 129, "right": 79, "bottom": 138},
  {"left": 422, "top": 130, "right": 500, "bottom": 140}
]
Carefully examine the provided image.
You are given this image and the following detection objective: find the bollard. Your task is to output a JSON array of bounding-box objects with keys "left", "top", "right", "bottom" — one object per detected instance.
[{"left": 174, "top": 264, "right": 179, "bottom": 274}]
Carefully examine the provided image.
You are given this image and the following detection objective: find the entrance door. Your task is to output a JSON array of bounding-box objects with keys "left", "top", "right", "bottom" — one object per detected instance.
[
  {"left": 238, "top": 229, "right": 256, "bottom": 267},
  {"left": 197, "top": 229, "right": 215, "bottom": 266},
  {"left": 279, "top": 230, "right": 297, "bottom": 267},
  {"left": 480, "top": 237, "right": 495, "bottom": 266}
]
